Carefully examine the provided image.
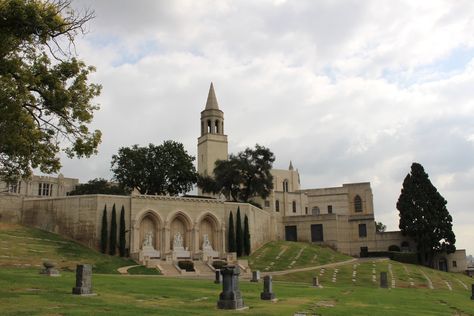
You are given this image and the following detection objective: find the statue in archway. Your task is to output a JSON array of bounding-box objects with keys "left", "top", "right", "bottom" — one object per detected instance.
[
  {"left": 202, "top": 234, "right": 213, "bottom": 250},
  {"left": 173, "top": 232, "right": 184, "bottom": 249},
  {"left": 143, "top": 231, "right": 153, "bottom": 248}
]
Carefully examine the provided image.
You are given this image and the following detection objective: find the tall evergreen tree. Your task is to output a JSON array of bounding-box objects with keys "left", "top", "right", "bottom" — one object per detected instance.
[
  {"left": 100, "top": 205, "right": 107, "bottom": 253},
  {"left": 109, "top": 204, "right": 117, "bottom": 256},
  {"left": 228, "top": 211, "right": 236, "bottom": 253},
  {"left": 119, "top": 205, "right": 126, "bottom": 257},
  {"left": 244, "top": 214, "right": 251, "bottom": 256},
  {"left": 236, "top": 207, "right": 243, "bottom": 257},
  {"left": 397, "top": 162, "right": 456, "bottom": 266}
]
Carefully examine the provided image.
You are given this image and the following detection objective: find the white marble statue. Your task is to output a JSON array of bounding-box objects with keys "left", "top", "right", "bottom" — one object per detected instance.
[
  {"left": 143, "top": 231, "right": 153, "bottom": 248},
  {"left": 173, "top": 232, "right": 184, "bottom": 249},
  {"left": 202, "top": 234, "right": 213, "bottom": 250}
]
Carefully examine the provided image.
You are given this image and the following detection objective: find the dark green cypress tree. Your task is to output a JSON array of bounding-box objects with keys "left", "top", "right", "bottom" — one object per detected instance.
[
  {"left": 228, "top": 211, "right": 236, "bottom": 253},
  {"left": 397, "top": 162, "right": 456, "bottom": 266},
  {"left": 100, "top": 205, "right": 107, "bottom": 253},
  {"left": 244, "top": 214, "right": 251, "bottom": 256},
  {"left": 236, "top": 207, "right": 243, "bottom": 257},
  {"left": 119, "top": 205, "right": 126, "bottom": 257},
  {"left": 109, "top": 203, "right": 117, "bottom": 256}
]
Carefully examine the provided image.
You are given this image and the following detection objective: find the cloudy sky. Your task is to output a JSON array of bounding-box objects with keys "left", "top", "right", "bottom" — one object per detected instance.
[{"left": 61, "top": 0, "right": 474, "bottom": 255}]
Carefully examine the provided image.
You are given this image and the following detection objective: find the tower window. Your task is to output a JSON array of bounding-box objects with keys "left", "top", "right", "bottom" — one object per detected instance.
[
  {"left": 354, "top": 195, "right": 363, "bottom": 212},
  {"left": 283, "top": 180, "right": 289, "bottom": 192},
  {"left": 207, "top": 120, "right": 212, "bottom": 133},
  {"left": 328, "top": 205, "right": 333, "bottom": 214},
  {"left": 312, "top": 206, "right": 320, "bottom": 215},
  {"left": 215, "top": 120, "right": 219, "bottom": 133},
  {"left": 292, "top": 201, "right": 297, "bottom": 213},
  {"left": 275, "top": 200, "right": 280, "bottom": 212},
  {"left": 358, "top": 224, "right": 367, "bottom": 237},
  {"left": 201, "top": 121, "right": 204, "bottom": 135}
]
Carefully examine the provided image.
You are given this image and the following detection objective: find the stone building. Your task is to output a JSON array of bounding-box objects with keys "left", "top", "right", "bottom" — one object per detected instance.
[
  {"left": 0, "top": 83, "right": 467, "bottom": 273},
  {"left": 0, "top": 174, "right": 78, "bottom": 198}
]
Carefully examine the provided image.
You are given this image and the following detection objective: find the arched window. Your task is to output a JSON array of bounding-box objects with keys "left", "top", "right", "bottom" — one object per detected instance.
[
  {"left": 207, "top": 120, "right": 212, "bottom": 133},
  {"left": 312, "top": 206, "right": 320, "bottom": 215},
  {"left": 283, "top": 180, "right": 289, "bottom": 192},
  {"left": 292, "top": 201, "right": 297, "bottom": 213},
  {"left": 275, "top": 200, "right": 280, "bottom": 212},
  {"left": 201, "top": 121, "right": 204, "bottom": 135},
  {"left": 354, "top": 195, "right": 363, "bottom": 212},
  {"left": 215, "top": 120, "right": 219, "bottom": 133}
]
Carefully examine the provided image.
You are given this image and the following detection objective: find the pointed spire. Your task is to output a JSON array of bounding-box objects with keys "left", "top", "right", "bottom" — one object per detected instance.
[
  {"left": 205, "top": 82, "right": 219, "bottom": 110},
  {"left": 289, "top": 160, "right": 294, "bottom": 170}
]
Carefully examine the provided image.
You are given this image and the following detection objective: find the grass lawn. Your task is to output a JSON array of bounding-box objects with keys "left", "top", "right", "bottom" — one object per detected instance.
[
  {"left": 0, "top": 267, "right": 473, "bottom": 315},
  {"left": 248, "top": 241, "right": 351, "bottom": 272}
]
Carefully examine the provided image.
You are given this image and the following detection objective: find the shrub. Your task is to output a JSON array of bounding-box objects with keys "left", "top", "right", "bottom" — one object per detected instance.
[
  {"left": 388, "top": 245, "right": 401, "bottom": 252},
  {"left": 366, "top": 251, "right": 418, "bottom": 264},
  {"left": 178, "top": 260, "right": 195, "bottom": 272},
  {"left": 212, "top": 260, "right": 226, "bottom": 270}
]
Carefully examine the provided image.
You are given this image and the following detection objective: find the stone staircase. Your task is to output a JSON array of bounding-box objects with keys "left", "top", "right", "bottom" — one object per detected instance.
[
  {"left": 194, "top": 260, "right": 215, "bottom": 276},
  {"left": 156, "top": 261, "right": 181, "bottom": 276}
]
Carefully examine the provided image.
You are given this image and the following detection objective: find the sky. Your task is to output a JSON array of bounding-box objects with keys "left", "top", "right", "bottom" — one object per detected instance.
[{"left": 60, "top": 0, "right": 474, "bottom": 255}]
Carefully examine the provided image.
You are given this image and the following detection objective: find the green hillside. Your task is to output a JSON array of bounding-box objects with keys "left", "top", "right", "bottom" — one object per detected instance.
[
  {"left": 249, "top": 240, "right": 352, "bottom": 271},
  {"left": 0, "top": 223, "right": 136, "bottom": 274}
]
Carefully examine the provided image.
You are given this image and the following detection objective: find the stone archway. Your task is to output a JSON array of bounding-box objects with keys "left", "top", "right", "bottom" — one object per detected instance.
[
  {"left": 169, "top": 212, "right": 192, "bottom": 250},
  {"left": 139, "top": 214, "right": 159, "bottom": 250},
  {"left": 199, "top": 215, "right": 219, "bottom": 250}
]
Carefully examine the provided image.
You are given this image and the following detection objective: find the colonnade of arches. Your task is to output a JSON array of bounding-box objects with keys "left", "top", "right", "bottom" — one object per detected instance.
[{"left": 131, "top": 210, "right": 225, "bottom": 257}]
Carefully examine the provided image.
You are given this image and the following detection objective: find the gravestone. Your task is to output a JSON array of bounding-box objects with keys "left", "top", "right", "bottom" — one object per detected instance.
[
  {"left": 72, "top": 264, "right": 94, "bottom": 295},
  {"left": 40, "top": 261, "right": 60, "bottom": 277},
  {"left": 214, "top": 269, "right": 222, "bottom": 284},
  {"left": 312, "top": 276, "right": 319, "bottom": 287},
  {"left": 251, "top": 270, "right": 260, "bottom": 282},
  {"left": 471, "top": 284, "right": 474, "bottom": 300},
  {"left": 217, "top": 265, "right": 246, "bottom": 310},
  {"left": 260, "top": 275, "right": 276, "bottom": 300},
  {"left": 380, "top": 272, "right": 388, "bottom": 288}
]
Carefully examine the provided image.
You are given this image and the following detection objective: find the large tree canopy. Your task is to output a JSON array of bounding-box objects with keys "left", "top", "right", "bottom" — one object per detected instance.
[
  {"left": 198, "top": 144, "right": 275, "bottom": 202},
  {"left": 111, "top": 141, "right": 197, "bottom": 195},
  {"left": 397, "top": 162, "right": 456, "bottom": 266},
  {"left": 0, "top": 0, "right": 102, "bottom": 182}
]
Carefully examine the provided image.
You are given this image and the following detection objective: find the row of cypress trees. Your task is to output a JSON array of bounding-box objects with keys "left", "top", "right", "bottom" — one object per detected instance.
[
  {"left": 100, "top": 203, "right": 127, "bottom": 257},
  {"left": 228, "top": 207, "right": 251, "bottom": 257}
]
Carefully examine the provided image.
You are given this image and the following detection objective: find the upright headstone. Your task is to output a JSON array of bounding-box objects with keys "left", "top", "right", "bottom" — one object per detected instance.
[
  {"left": 251, "top": 270, "right": 260, "bottom": 282},
  {"left": 214, "top": 269, "right": 222, "bottom": 284},
  {"left": 312, "top": 276, "right": 319, "bottom": 287},
  {"left": 260, "top": 275, "right": 276, "bottom": 300},
  {"left": 40, "top": 261, "right": 60, "bottom": 277},
  {"left": 380, "top": 272, "right": 388, "bottom": 289},
  {"left": 72, "top": 264, "right": 94, "bottom": 295},
  {"left": 217, "top": 265, "right": 245, "bottom": 310},
  {"left": 471, "top": 284, "right": 474, "bottom": 300}
]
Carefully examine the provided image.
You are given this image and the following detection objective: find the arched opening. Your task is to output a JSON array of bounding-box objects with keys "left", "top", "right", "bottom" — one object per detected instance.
[
  {"left": 170, "top": 213, "right": 191, "bottom": 250},
  {"left": 275, "top": 200, "right": 280, "bottom": 212},
  {"left": 221, "top": 121, "right": 224, "bottom": 134},
  {"left": 401, "top": 241, "right": 410, "bottom": 251},
  {"left": 199, "top": 215, "right": 219, "bottom": 251},
  {"left": 283, "top": 180, "right": 289, "bottom": 192},
  {"left": 354, "top": 195, "right": 363, "bottom": 212},
  {"left": 139, "top": 213, "right": 160, "bottom": 250},
  {"left": 292, "top": 201, "right": 297, "bottom": 213},
  {"left": 201, "top": 121, "right": 204, "bottom": 135},
  {"left": 215, "top": 120, "right": 219, "bottom": 134},
  {"left": 207, "top": 120, "right": 212, "bottom": 133},
  {"left": 312, "top": 206, "right": 320, "bottom": 215}
]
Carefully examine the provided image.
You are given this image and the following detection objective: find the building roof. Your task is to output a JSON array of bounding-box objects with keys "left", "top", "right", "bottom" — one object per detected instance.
[{"left": 205, "top": 82, "right": 220, "bottom": 110}]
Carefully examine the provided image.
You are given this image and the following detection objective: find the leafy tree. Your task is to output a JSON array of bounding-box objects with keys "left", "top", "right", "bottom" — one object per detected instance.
[
  {"left": 119, "top": 205, "right": 126, "bottom": 257},
  {"left": 109, "top": 204, "right": 117, "bottom": 256},
  {"left": 0, "top": 0, "right": 101, "bottom": 182},
  {"left": 244, "top": 214, "right": 251, "bottom": 256},
  {"left": 111, "top": 141, "right": 197, "bottom": 195},
  {"left": 227, "top": 211, "right": 236, "bottom": 253},
  {"left": 198, "top": 144, "right": 275, "bottom": 202},
  {"left": 236, "top": 207, "right": 243, "bottom": 257},
  {"left": 397, "top": 162, "right": 456, "bottom": 266},
  {"left": 100, "top": 205, "right": 107, "bottom": 253},
  {"left": 68, "top": 178, "right": 129, "bottom": 196},
  {"left": 375, "top": 221, "right": 386, "bottom": 233}
]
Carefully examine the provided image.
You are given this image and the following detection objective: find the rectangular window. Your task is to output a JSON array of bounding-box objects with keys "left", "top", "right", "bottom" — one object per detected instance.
[
  {"left": 311, "top": 224, "right": 324, "bottom": 242},
  {"left": 292, "top": 201, "right": 297, "bottom": 213},
  {"left": 305, "top": 207, "right": 308, "bottom": 215},
  {"left": 328, "top": 205, "right": 333, "bottom": 214},
  {"left": 453, "top": 261, "right": 457, "bottom": 268},
  {"left": 358, "top": 224, "right": 367, "bottom": 238},
  {"left": 38, "top": 183, "right": 42, "bottom": 196},
  {"left": 38, "top": 183, "right": 51, "bottom": 196},
  {"left": 264, "top": 200, "right": 270, "bottom": 207}
]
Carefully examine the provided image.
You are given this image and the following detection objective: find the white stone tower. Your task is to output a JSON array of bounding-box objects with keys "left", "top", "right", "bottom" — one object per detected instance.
[{"left": 197, "top": 83, "right": 228, "bottom": 195}]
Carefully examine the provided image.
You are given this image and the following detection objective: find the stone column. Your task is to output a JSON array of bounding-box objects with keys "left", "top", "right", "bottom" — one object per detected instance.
[
  {"left": 193, "top": 225, "right": 200, "bottom": 257},
  {"left": 260, "top": 275, "right": 276, "bottom": 300},
  {"left": 164, "top": 225, "right": 171, "bottom": 254},
  {"left": 221, "top": 223, "right": 227, "bottom": 255},
  {"left": 72, "top": 264, "right": 94, "bottom": 295},
  {"left": 380, "top": 272, "right": 388, "bottom": 288},
  {"left": 217, "top": 266, "right": 245, "bottom": 310}
]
